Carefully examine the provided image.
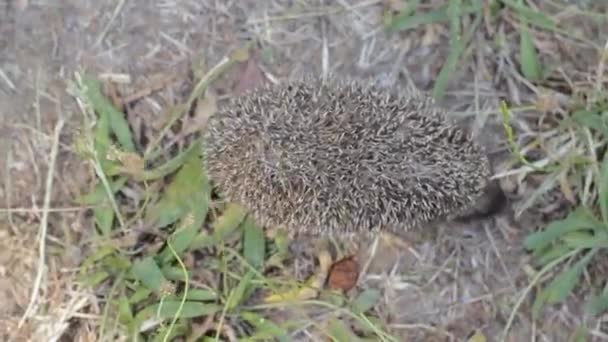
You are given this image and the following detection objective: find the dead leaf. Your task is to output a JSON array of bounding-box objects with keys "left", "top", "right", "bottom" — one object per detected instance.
[
  {"left": 122, "top": 72, "right": 179, "bottom": 105},
  {"left": 327, "top": 255, "right": 359, "bottom": 292},
  {"left": 233, "top": 51, "right": 265, "bottom": 96},
  {"left": 558, "top": 171, "right": 577, "bottom": 204},
  {"left": 192, "top": 94, "right": 217, "bottom": 129},
  {"left": 383, "top": 0, "right": 407, "bottom": 12},
  {"left": 467, "top": 330, "right": 487, "bottom": 342}
]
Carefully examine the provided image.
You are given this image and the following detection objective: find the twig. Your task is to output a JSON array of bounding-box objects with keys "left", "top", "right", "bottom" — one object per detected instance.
[
  {"left": 246, "top": 0, "right": 382, "bottom": 24},
  {"left": 18, "top": 117, "right": 65, "bottom": 328},
  {"left": 92, "top": 0, "right": 127, "bottom": 49},
  {"left": 121, "top": 73, "right": 179, "bottom": 105},
  {"left": 0, "top": 205, "right": 100, "bottom": 213}
]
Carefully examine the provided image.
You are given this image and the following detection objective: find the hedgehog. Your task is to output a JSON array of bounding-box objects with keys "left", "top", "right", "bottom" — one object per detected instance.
[{"left": 203, "top": 76, "right": 497, "bottom": 239}]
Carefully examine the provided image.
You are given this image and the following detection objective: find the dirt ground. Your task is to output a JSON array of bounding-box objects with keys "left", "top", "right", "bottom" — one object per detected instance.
[{"left": 1, "top": 0, "right": 608, "bottom": 341}]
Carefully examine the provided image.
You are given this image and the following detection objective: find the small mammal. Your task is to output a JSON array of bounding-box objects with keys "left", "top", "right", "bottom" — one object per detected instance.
[{"left": 203, "top": 76, "right": 504, "bottom": 237}]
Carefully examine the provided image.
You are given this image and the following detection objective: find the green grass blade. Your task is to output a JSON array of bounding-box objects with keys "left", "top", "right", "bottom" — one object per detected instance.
[
  {"left": 384, "top": 3, "right": 479, "bottom": 34},
  {"left": 134, "top": 301, "right": 222, "bottom": 323},
  {"left": 227, "top": 270, "right": 256, "bottom": 310},
  {"left": 518, "top": 4, "right": 542, "bottom": 81},
  {"left": 500, "top": 0, "right": 557, "bottom": 31},
  {"left": 432, "top": 2, "right": 482, "bottom": 101},
  {"left": 351, "top": 288, "right": 381, "bottom": 314}
]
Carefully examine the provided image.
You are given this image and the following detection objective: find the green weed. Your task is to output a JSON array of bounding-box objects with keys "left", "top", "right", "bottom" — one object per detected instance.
[{"left": 69, "top": 47, "right": 396, "bottom": 341}]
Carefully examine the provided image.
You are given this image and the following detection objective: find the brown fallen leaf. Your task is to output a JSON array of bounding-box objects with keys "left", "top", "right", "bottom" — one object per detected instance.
[
  {"left": 233, "top": 50, "right": 265, "bottom": 96},
  {"left": 327, "top": 255, "right": 359, "bottom": 292},
  {"left": 121, "top": 72, "right": 179, "bottom": 105}
]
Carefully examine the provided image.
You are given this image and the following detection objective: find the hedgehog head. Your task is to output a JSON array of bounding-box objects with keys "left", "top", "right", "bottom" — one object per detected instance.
[{"left": 203, "top": 76, "right": 491, "bottom": 237}]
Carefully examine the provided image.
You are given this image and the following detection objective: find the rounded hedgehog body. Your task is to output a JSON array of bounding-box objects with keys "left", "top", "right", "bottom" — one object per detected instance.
[{"left": 203, "top": 77, "right": 492, "bottom": 237}]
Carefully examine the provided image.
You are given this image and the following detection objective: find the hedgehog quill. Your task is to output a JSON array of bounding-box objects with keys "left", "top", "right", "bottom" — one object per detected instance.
[{"left": 203, "top": 76, "right": 493, "bottom": 238}]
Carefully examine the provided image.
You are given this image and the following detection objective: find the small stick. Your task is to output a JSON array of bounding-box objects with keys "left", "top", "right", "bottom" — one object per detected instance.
[{"left": 18, "top": 117, "right": 65, "bottom": 328}]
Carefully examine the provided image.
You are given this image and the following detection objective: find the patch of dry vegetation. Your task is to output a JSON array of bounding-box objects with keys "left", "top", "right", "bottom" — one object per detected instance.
[{"left": 2, "top": 0, "right": 608, "bottom": 341}]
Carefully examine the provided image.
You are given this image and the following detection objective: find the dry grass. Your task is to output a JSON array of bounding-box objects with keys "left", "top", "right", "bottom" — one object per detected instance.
[{"left": 1, "top": 0, "right": 608, "bottom": 341}]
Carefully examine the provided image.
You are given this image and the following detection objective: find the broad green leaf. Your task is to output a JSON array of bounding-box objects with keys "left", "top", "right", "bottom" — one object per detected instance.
[
  {"left": 77, "top": 176, "right": 127, "bottom": 205},
  {"left": 227, "top": 270, "right": 256, "bottom": 310},
  {"left": 134, "top": 301, "right": 221, "bottom": 326},
  {"left": 586, "top": 292, "right": 608, "bottom": 316},
  {"left": 161, "top": 265, "right": 193, "bottom": 282},
  {"left": 129, "top": 286, "right": 152, "bottom": 304},
  {"left": 82, "top": 74, "right": 136, "bottom": 152},
  {"left": 83, "top": 270, "right": 110, "bottom": 287},
  {"left": 520, "top": 25, "right": 542, "bottom": 81},
  {"left": 145, "top": 144, "right": 209, "bottom": 228},
  {"left": 190, "top": 203, "right": 248, "bottom": 250},
  {"left": 152, "top": 321, "right": 188, "bottom": 342},
  {"left": 118, "top": 295, "right": 134, "bottom": 325},
  {"left": 158, "top": 150, "right": 210, "bottom": 263},
  {"left": 92, "top": 107, "right": 120, "bottom": 174},
  {"left": 213, "top": 204, "right": 248, "bottom": 241},
  {"left": 103, "top": 254, "right": 132, "bottom": 271},
  {"left": 183, "top": 289, "right": 218, "bottom": 301},
  {"left": 533, "top": 249, "right": 597, "bottom": 317},
  {"left": 131, "top": 256, "right": 168, "bottom": 294},
  {"left": 159, "top": 225, "right": 200, "bottom": 265},
  {"left": 140, "top": 138, "right": 203, "bottom": 181},
  {"left": 562, "top": 230, "right": 608, "bottom": 248},
  {"left": 94, "top": 204, "right": 115, "bottom": 237},
  {"left": 599, "top": 154, "right": 608, "bottom": 225},
  {"left": 384, "top": 3, "right": 478, "bottom": 34},
  {"left": 534, "top": 242, "right": 573, "bottom": 266},
  {"left": 524, "top": 207, "right": 599, "bottom": 251},
  {"left": 243, "top": 216, "right": 266, "bottom": 270},
  {"left": 266, "top": 229, "right": 290, "bottom": 267},
  {"left": 352, "top": 288, "right": 381, "bottom": 314},
  {"left": 327, "top": 318, "right": 361, "bottom": 342},
  {"left": 448, "top": 0, "right": 462, "bottom": 37},
  {"left": 80, "top": 245, "right": 116, "bottom": 270},
  {"left": 572, "top": 110, "right": 604, "bottom": 131},
  {"left": 241, "top": 311, "right": 290, "bottom": 341}
]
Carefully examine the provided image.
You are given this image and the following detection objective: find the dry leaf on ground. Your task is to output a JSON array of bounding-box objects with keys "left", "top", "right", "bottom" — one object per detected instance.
[{"left": 327, "top": 255, "right": 359, "bottom": 292}]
